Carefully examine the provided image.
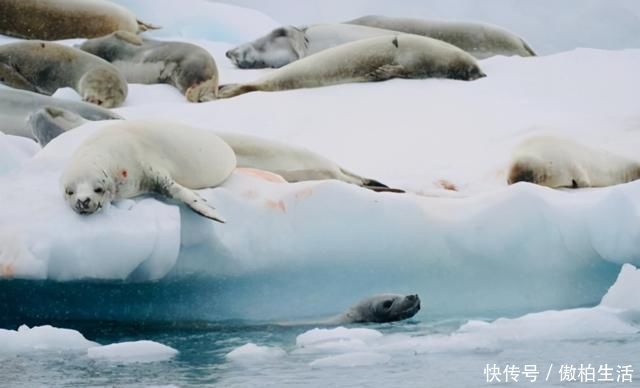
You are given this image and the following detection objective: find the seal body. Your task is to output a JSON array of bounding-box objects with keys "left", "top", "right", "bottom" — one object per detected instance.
[
  {"left": 0, "top": 88, "right": 120, "bottom": 141},
  {"left": 28, "top": 111, "right": 402, "bottom": 192},
  {"left": 280, "top": 294, "right": 421, "bottom": 326},
  {"left": 0, "top": 41, "right": 128, "bottom": 108},
  {"left": 508, "top": 135, "right": 640, "bottom": 188},
  {"left": 60, "top": 120, "right": 236, "bottom": 222},
  {"left": 219, "top": 34, "right": 485, "bottom": 98},
  {"left": 347, "top": 15, "right": 535, "bottom": 59},
  {"left": 79, "top": 31, "right": 218, "bottom": 102},
  {"left": 226, "top": 23, "right": 399, "bottom": 69},
  {"left": 0, "top": 0, "right": 158, "bottom": 40},
  {"left": 218, "top": 133, "right": 400, "bottom": 191}
]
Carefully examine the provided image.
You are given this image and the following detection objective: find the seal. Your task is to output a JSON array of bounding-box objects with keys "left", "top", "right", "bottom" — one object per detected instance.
[
  {"left": 79, "top": 31, "right": 219, "bottom": 102},
  {"left": 60, "top": 120, "right": 236, "bottom": 223},
  {"left": 0, "top": 88, "right": 121, "bottom": 142},
  {"left": 346, "top": 15, "right": 536, "bottom": 59},
  {"left": 507, "top": 135, "right": 640, "bottom": 188},
  {"left": 0, "top": 0, "right": 158, "bottom": 41},
  {"left": 29, "top": 110, "right": 404, "bottom": 192},
  {"left": 0, "top": 41, "right": 128, "bottom": 108},
  {"left": 279, "top": 293, "right": 421, "bottom": 325},
  {"left": 226, "top": 23, "right": 399, "bottom": 69},
  {"left": 219, "top": 34, "right": 485, "bottom": 98},
  {"left": 217, "top": 133, "right": 403, "bottom": 192}
]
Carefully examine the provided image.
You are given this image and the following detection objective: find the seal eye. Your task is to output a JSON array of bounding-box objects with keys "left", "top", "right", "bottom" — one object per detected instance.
[
  {"left": 94, "top": 187, "right": 104, "bottom": 194},
  {"left": 382, "top": 300, "right": 393, "bottom": 309},
  {"left": 66, "top": 189, "right": 74, "bottom": 196}
]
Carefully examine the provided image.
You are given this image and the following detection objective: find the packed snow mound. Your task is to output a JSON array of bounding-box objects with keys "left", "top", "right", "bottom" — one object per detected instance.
[
  {"left": 0, "top": 134, "right": 39, "bottom": 176},
  {"left": 111, "top": 0, "right": 278, "bottom": 43},
  {"left": 225, "top": 343, "right": 286, "bottom": 363},
  {"left": 0, "top": 325, "right": 98, "bottom": 354},
  {"left": 87, "top": 340, "right": 178, "bottom": 363}
]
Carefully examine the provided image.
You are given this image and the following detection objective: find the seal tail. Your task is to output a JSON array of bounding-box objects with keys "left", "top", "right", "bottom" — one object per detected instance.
[
  {"left": 522, "top": 39, "right": 536, "bottom": 56},
  {"left": 340, "top": 168, "right": 405, "bottom": 193},
  {"left": 218, "top": 83, "right": 259, "bottom": 99},
  {"left": 136, "top": 19, "right": 161, "bottom": 32}
]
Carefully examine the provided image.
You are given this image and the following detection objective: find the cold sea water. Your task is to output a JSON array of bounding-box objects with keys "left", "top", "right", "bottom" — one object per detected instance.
[{"left": 1, "top": 312, "right": 638, "bottom": 387}]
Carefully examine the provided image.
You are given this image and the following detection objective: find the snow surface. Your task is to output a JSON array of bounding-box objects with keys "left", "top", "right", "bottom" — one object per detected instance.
[
  {"left": 1, "top": 0, "right": 640, "bottom": 321},
  {"left": 87, "top": 340, "right": 178, "bottom": 363}
]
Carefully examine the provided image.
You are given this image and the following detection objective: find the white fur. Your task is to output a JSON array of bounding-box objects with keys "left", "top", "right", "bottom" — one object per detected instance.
[{"left": 509, "top": 135, "right": 640, "bottom": 188}]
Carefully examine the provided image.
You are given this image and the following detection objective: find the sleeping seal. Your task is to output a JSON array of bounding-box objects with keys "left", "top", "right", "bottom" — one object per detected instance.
[
  {"left": 226, "top": 23, "right": 400, "bottom": 69},
  {"left": 79, "top": 31, "right": 219, "bottom": 102},
  {"left": 0, "top": 0, "right": 158, "bottom": 40},
  {"left": 508, "top": 135, "right": 640, "bottom": 188},
  {"left": 219, "top": 34, "right": 485, "bottom": 99},
  {"left": 347, "top": 15, "right": 536, "bottom": 59},
  {"left": 29, "top": 108, "right": 403, "bottom": 192},
  {"left": 279, "top": 294, "right": 421, "bottom": 326},
  {"left": 0, "top": 41, "right": 128, "bottom": 108},
  {"left": 0, "top": 88, "right": 120, "bottom": 142},
  {"left": 61, "top": 120, "right": 236, "bottom": 222}
]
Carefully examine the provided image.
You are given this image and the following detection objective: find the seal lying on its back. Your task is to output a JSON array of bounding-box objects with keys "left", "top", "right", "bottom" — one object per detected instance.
[
  {"left": 508, "top": 135, "right": 640, "bottom": 188},
  {"left": 79, "top": 31, "right": 219, "bottom": 102},
  {"left": 280, "top": 294, "right": 421, "bottom": 326},
  {"left": 0, "top": 0, "right": 158, "bottom": 40},
  {"left": 61, "top": 120, "right": 236, "bottom": 223},
  {"left": 219, "top": 34, "right": 485, "bottom": 99},
  {"left": 29, "top": 109, "right": 404, "bottom": 192},
  {"left": 226, "top": 23, "right": 400, "bottom": 69},
  {"left": 0, "top": 41, "right": 128, "bottom": 108},
  {"left": 347, "top": 15, "right": 535, "bottom": 59},
  {"left": 0, "top": 88, "right": 120, "bottom": 142}
]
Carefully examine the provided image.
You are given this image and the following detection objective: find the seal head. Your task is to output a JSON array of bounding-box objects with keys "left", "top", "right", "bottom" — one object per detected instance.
[
  {"left": 226, "top": 26, "right": 308, "bottom": 69},
  {"left": 348, "top": 293, "right": 421, "bottom": 323}
]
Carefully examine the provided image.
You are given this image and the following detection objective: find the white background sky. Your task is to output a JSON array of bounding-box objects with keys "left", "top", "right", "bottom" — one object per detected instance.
[{"left": 215, "top": 0, "right": 640, "bottom": 54}]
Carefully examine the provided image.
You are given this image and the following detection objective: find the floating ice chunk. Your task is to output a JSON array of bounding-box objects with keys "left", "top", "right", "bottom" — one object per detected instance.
[
  {"left": 309, "top": 352, "right": 391, "bottom": 368},
  {"left": 225, "top": 343, "right": 286, "bottom": 363},
  {"left": 295, "top": 327, "right": 384, "bottom": 354},
  {"left": 0, "top": 325, "right": 98, "bottom": 353},
  {"left": 87, "top": 340, "right": 178, "bottom": 363}
]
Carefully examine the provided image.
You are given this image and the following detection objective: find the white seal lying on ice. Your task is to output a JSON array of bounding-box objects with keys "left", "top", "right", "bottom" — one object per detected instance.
[
  {"left": 219, "top": 34, "right": 485, "bottom": 99},
  {"left": 226, "top": 23, "right": 399, "bottom": 69},
  {"left": 79, "top": 31, "right": 219, "bottom": 102},
  {"left": 508, "top": 135, "right": 640, "bottom": 188},
  {"left": 346, "top": 15, "right": 536, "bottom": 59},
  {"left": 0, "top": 88, "right": 120, "bottom": 142},
  {"left": 60, "top": 120, "right": 236, "bottom": 222},
  {"left": 30, "top": 109, "right": 403, "bottom": 192}
]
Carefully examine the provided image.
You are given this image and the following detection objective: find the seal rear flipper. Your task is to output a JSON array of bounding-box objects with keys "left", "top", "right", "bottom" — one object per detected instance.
[
  {"left": 218, "top": 83, "right": 259, "bottom": 99},
  {"left": 364, "top": 64, "right": 408, "bottom": 82},
  {"left": 136, "top": 19, "right": 161, "bottom": 33},
  {"left": 28, "top": 106, "right": 81, "bottom": 146},
  {"left": 340, "top": 168, "right": 405, "bottom": 193},
  {"left": 162, "top": 180, "right": 226, "bottom": 223}
]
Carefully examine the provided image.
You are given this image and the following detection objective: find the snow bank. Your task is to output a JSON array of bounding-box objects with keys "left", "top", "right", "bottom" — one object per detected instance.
[
  {"left": 111, "top": 0, "right": 278, "bottom": 43},
  {"left": 87, "top": 340, "right": 178, "bottom": 363},
  {"left": 0, "top": 325, "right": 97, "bottom": 353},
  {"left": 225, "top": 343, "right": 286, "bottom": 363}
]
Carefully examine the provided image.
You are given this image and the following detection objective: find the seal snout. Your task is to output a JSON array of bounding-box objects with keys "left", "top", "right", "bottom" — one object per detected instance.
[{"left": 75, "top": 197, "right": 92, "bottom": 212}]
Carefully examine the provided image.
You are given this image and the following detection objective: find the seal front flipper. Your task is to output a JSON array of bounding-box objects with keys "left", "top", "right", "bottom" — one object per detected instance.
[
  {"left": 157, "top": 176, "right": 226, "bottom": 223},
  {"left": 136, "top": 19, "right": 161, "bottom": 33},
  {"left": 0, "top": 63, "right": 43, "bottom": 93},
  {"left": 364, "top": 64, "right": 408, "bottom": 82}
]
